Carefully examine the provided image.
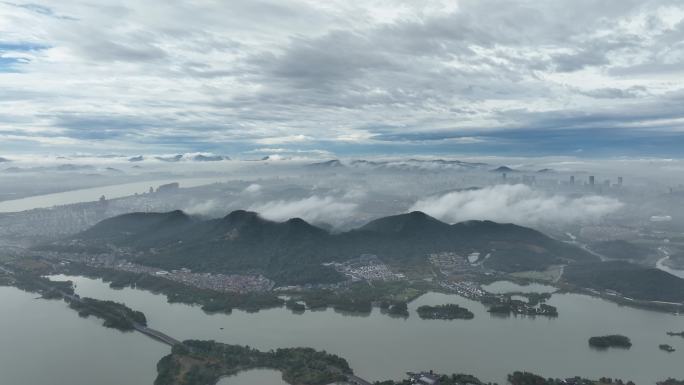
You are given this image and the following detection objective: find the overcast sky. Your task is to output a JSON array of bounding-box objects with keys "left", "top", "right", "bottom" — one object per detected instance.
[{"left": 1, "top": 0, "right": 683, "bottom": 157}]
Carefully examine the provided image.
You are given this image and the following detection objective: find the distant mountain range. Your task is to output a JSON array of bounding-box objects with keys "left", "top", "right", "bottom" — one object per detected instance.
[
  {"left": 0, "top": 164, "right": 110, "bottom": 173},
  {"left": 306, "top": 159, "right": 344, "bottom": 168},
  {"left": 491, "top": 166, "right": 517, "bottom": 173},
  {"left": 47, "top": 210, "right": 598, "bottom": 284},
  {"left": 128, "top": 154, "right": 231, "bottom": 162},
  {"left": 307, "top": 158, "right": 490, "bottom": 171}
]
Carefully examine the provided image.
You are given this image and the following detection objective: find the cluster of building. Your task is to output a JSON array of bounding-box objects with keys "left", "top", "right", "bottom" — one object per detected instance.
[
  {"left": 54, "top": 252, "right": 274, "bottom": 293},
  {"left": 0, "top": 202, "right": 108, "bottom": 246},
  {"left": 152, "top": 266, "right": 272, "bottom": 293},
  {"left": 438, "top": 280, "right": 487, "bottom": 300},
  {"left": 499, "top": 172, "right": 625, "bottom": 189},
  {"left": 407, "top": 371, "right": 441, "bottom": 385},
  {"left": 0, "top": 187, "right": 183, "bottom": 247},
  {"left": 488, "top": 297, "right": 559, "bottom": 317},
  {"left": 328, "top": 255, "right": 405, "bottom": 282},
  {"left": 274, "top": 281, "right": 348, "bottom": 292}
]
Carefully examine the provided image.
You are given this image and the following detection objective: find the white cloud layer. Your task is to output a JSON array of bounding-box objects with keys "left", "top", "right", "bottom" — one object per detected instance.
[
  {"left": 183, "top": 199, "right": 220, "bottom": 216},
  {"left": 410, "top": 184, "right": 624, "bottom": 225},
  {"left": 243, "top": 183, "right": 262, "bottom": 194},
  {"left": 0, "top": 1, "right": 683, "bottom": 156},
  {"left": 249, "top": 196, "right": 358, "bottom": 225}
]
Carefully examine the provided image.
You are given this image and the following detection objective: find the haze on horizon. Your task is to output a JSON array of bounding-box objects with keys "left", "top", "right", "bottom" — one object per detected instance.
[
  {"left": 3, "top": 3, "right": 684, "bottom": 385},
  {"left": 1, "top": 0, "right": 684, "bottom": 158}
]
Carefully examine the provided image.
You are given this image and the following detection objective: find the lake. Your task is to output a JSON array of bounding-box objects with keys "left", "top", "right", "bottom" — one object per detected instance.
[
  {"left": 0, "top": 286, "right": 167, "bottom": 385},
  {"left": 43, "top": 274, "right": 684, "bottom": 385}
]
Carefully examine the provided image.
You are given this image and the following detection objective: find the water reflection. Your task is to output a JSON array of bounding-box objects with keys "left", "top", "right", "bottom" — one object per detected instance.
[
  {"left": 0, "top": 286, "right": 166, "bottom": 385},
  {"left": 49, "top": 274, "right": 684, "bottom": 384}
]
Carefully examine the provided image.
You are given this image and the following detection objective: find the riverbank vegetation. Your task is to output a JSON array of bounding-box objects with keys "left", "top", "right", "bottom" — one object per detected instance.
[
  {"left": 292, "top": 281, "right": 426, "bottom": 315},
  {"left": 0, "top": 264, "right": 74, "bottom": 299},
  {"left": 285, "top": 299, "right": 306, "bottom": 313},
  {"left": 154, "top": 340, "right": 351, "bottom": 385},
  {"left": 487, "top": 299, "right": 558, "bottom": 317},
  {"left": 416, "top": 304, "right": 474, "bottom": 320},
  {"left": 61, "top": 263, "right": 284, "bottom": 313},
  {"left": 60, "top": 263, "right": 426, "bottom": 317},
  {"left": 508, "top": 372, "right": 635, "bottom": 385},
  {"left": 482, "top": 292, "right": 558, "bottom": 317},
  {"left": 381, "top": 300, "right": 409, "bottom": 317},
  {"left": 0, "top": 264, "right": 148, "bottom": 332},
  {"left": 374, "top": 372, "right": 486, "bottom": 385},
  {"left": 375, "top": 370, "right": 637, "bottom": 385}
]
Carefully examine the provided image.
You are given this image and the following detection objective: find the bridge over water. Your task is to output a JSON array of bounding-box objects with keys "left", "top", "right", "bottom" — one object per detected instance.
[
  {"left": 1, "top": 264, "right": 373, "bottom": 385},
  {"left": 133, "top": 324, "right": 182, "bottom": 346}
]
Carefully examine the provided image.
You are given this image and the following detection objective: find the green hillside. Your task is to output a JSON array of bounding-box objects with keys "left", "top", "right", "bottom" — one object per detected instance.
[{"left": 45, "top": 210, "right": 598, "bottom": 283}]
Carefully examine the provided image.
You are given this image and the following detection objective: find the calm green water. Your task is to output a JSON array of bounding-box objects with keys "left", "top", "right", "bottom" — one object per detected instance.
[
  {"left": 0, "top": 286, "right": 167, "bottom": 385},
  {"left": 216, "top": 369, "right": 288, "bottom": 385},
  {"left": 43, "top": 274, "right": 684, "bottom": 385}
]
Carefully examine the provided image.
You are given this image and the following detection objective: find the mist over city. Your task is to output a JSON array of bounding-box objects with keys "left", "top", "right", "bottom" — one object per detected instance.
[
  {"left": 1, "top": 1, "right": 684, "bottom": 385},
  {"left": 1, "top": 154, "right": 683, "bottom": 236}
]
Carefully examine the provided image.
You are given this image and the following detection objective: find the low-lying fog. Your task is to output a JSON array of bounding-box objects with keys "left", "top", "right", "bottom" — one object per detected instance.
[{"left": 0, "top": 154, "right": 682, "bottom": 251}]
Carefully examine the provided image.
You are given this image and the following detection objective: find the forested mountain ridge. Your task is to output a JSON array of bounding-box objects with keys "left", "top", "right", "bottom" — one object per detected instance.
[{"left": 45, "top": 210, "right": 598, "bottom": 282}]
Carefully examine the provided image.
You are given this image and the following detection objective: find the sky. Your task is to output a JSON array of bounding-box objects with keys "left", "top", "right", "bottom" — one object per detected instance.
[{"left": 1, "top": 0, "right": 684, "bottom": 158}]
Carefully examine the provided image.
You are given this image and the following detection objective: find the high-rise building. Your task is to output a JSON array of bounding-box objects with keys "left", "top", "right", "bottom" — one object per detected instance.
[
  {"left": 570, "top": 175, "right": 575, "bottom": 185},
  {"left": 618, "top": 176, "right": 623, "bottom": 186},
  {"left": 589, "top": 176, "right": 595, "bottom": 185}
]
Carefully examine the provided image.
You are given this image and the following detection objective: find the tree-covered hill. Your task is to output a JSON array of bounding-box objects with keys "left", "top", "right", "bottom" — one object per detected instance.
[{"left": 44, "top": 210, "right": 598, "bottom": 283}]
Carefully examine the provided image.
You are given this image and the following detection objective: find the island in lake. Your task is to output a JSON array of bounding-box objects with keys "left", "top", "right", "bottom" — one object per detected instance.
[
  {"left": 417, "top": 304, "right": 474, "bottom": 320},
  {"left": 588, "top": 335, "right": 632, "bottom": 349},
  {"left": 69, "top": 297, "right": 147, "bottom": 331},
  {"left": 155, "top": 340, "right": 351, "bottom": 385}
]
